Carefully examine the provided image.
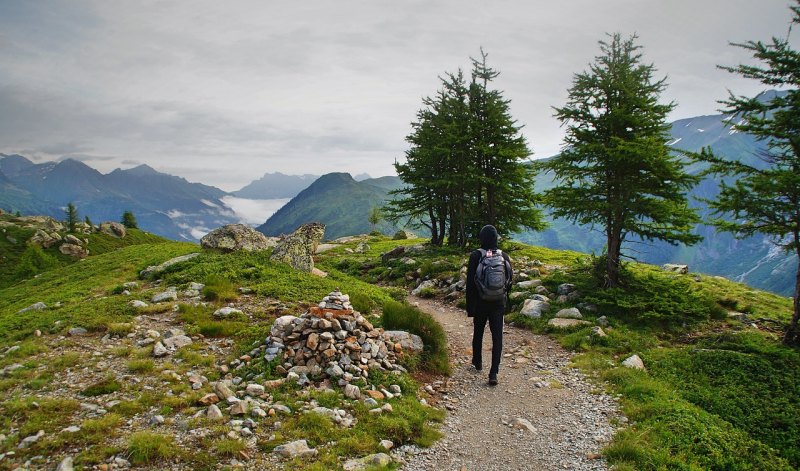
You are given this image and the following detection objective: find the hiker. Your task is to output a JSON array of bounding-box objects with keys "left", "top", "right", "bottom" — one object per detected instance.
[{"left": 466, "top": 224, "right": 512, "bottom": 385}]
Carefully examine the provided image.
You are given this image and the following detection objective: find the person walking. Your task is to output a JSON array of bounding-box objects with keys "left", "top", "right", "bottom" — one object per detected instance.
[{"left": 466, "top": 224, "right": 513, "bottom": 386}]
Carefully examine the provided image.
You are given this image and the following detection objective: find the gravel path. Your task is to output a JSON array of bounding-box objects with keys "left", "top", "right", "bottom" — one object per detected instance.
[{"left": 399, "top": 297, "right": 620, "bottom": 471}]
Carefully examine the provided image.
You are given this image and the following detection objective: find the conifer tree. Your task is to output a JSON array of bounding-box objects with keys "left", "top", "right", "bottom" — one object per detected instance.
[
  {"left": 65, "top": 202, "right": 79, "bottom": 233},
  {"left": 696, "top": 2, "right": 800, "bottom": 345},
  {"left": 387, "top": 51, "right": 543, "bottom": 246},
  {"left": 543, "top": 33, "right": 701, "bottom": 287},
  {"left": 121, "top": 210, "right": 138, "bottom": 229}
]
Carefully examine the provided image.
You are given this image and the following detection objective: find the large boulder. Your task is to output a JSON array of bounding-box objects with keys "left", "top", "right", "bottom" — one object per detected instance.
[
  {"left": 270, "top": 223, "right": 325, "bottom": 272},
  {"left": 99, "top": 222, "right": 126, "bottom": 238},
  {"left": 59, "top": 243, "right": 89, "bottom": 259},
  {"left": 29, "top": 229, "right": 61, "bottom": 248},
  {"left": 140, "top": 253, "right": 200, "bottom": 278},
  {"left": 663, "top": 264, "right": 688, "bottom": 274},
  {"left": 520, "top": 298, "right": 550, "bottom": 318},
  {"left": 201, "top": 224, "right": 278, "bottom": 252}
]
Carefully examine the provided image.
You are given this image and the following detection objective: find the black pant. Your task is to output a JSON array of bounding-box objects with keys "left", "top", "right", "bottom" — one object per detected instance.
[{"left": 472, "top": 310, "right": 504, "bottom": 376}]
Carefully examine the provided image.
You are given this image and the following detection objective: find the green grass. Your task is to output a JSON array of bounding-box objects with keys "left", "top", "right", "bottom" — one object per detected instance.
[
  {"left": 126, "top": 358, "right": 155, "bottom": 373},
  {"left": 126, "top": 432, "right": 179, "bottom": 465},
  {"left": 81, "top": 376, "right": 122, "bottom": 396},
  {"left": 0, "top": 241, "right": 197, "bottom": 341}
]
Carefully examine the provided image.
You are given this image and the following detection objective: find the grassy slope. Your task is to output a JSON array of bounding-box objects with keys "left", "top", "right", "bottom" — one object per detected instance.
[
  {"left": 317, "top": 237, "right": 798, "bottom": 470},
  {"left": 0, "top": 235, "right": 444, "bottom": 469}
]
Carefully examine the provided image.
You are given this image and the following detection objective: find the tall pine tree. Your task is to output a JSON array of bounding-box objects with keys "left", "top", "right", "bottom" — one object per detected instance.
[
  {"left": 387, "top": 51, "right": 543, "bottom": 246},
  {"left": 695, "top": 1, "right": 800, "bottom": 345},
  {"left": 543, "top": 33, "right": 701, "bottom": 287}
]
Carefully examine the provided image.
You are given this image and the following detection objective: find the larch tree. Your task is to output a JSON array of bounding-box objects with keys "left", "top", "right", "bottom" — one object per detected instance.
[
  {"left": 543, "top": 33, "right": 701, "bottom": 287},
  {"left": 696, "top": 1, "right": 800, "bottom": 345}
]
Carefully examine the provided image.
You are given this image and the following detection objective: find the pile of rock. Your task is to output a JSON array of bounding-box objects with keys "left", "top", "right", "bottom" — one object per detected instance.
[{"left": 262, "top": 290, "right": 422, "bottom": 385}]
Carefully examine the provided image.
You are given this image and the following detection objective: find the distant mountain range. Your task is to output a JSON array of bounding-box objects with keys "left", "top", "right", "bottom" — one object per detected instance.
[
  {"left": 232, "top": 172, "right": 319, "bottom": 199},
  {"left": 1, "top": 91, "right": 793, "bottom": 295},
  {"left": 257, "top": 172, "right": 403, "bottom": 239},
  {"left": 0, "top": 155, "right": 240, "bottom": 241}
]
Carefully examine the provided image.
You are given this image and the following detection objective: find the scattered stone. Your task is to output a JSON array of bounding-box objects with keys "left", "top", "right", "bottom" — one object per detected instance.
[
  {"left": 152, "top": 287, "right": 178, "bottom": 303},
  {"left": 344, "top": 384, "right": 361, "bottom": 400},
  {"left": 273, "top": 439, "right": 318, "bottom": 459},
  {"left": 393, "top": 230, "right": 416, "bottom": 240},
  {"left": 149, "top": 415, "right": 165, "bottom": 426},
  {"left": 591, "top": 326, "right": 607, "bottom": 337},
  {"left": 17, "top": 302, "right": 47, "bottom": 314},
  {"left": 245, "top": 384, "right": 265, "bottom": 396},
  {"left": 412, "top": 280, "right": 437, "bottom": 296},
  {"left": 128, "top": 300, "right": 148, "bottom": 309},
  {"left": 214, "top": 382, "right": 235, "bottom": 400},
  {"left": 379, "top": 439, "right": 394, "bottom": 450},
  {"left": 596, "top": 315, "right": 609, "bottom": 327},
  {"left": 547, "top": 318, "right": 590, "bottom": 328},
  {"left": 152, "top": 342, "right": 168, "bottom": 357},
  {"left": 383, "top": 330, "right": 424, "bottom": 353},
  {"left": 555, "top": 307, "right": 582, "bottom": 319},
  {"left": 516, "top": 279, "right": 542, "bottom": 289},
  {"left": 511, "top": 417, "right": 537, "bottom": 433},
  {"left": 270, "top": 222, "right": 326, "bottom": 272},
  {"left": 344, "top": 453, "right": 392, "bottom": 470},
  {"left": 207, "top": 404, "right": 224, "bottom": 420},
  {"left": 201, "top": 224, "right": 278, "bottom": 252},
  {"left": 199, "top": 393, "right": 220, "bottom": 406},
  {"left": 17, "top": 430, "right": 44, "bottom": 449},
  {"left": 162, "top": 335, "right": 192, "bottom": 350},
  {"left": 139, "top": 253, "right": 200, "bottom": 278},
  {"left": 68, "top": 327, "right": 88, "bottom": 336},
  {"left": 622, "top": 354, "right": 646, "bottom": 370},
  {"left": 55, "top": 456, "right": 74, "bottom": 471},
  {"left": 663, "top": 263, "right": 689, "bottom": 274},
  {"left": 365, "top": 390, "right": 385, "bottom": 400},
  {"left": 230, "top": 400, "right": 250, "bottom": 416},
  {"left": 520, "top": 298, "right": 550, "bottom": 318}
]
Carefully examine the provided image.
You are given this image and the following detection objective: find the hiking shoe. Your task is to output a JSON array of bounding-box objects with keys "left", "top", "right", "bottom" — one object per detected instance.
[
  {"left": 472, "top": 360, "right": 482, "bottom": 371},
  {"left": 488, "top": 375, "right": 498, "bottom": 386}
]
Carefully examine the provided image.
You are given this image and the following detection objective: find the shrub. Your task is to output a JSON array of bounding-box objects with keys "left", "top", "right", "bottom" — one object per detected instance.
[
  {"left": 381, "top": 300, "right": 450, "bottom": 375},
  {"left": 81, "top": 377, "right": 122, "bottom": 397},
  {"left": 202, "top": 275, "right": 237, "bottom": 302},
  {"left": 127, "top": 432, "right": 178, "bottom": 465},
  {"left": 350, "top": 291, "right": 376, "bottom": 314},
  {"left": 14, "top": 244, "right": 60, "bottom": 279}
]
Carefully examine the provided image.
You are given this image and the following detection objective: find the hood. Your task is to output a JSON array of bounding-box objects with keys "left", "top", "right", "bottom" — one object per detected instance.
[{"left": 479, "top": 225, "right": 499, "bottom": 250}]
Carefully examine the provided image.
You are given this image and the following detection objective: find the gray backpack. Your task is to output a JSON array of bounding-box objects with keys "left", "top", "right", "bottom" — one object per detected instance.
[{"left": 474, "top": 249, "right": 511, "bottom": 302}]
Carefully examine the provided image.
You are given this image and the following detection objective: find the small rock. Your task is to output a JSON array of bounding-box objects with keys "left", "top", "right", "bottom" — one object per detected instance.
[
  {"left": 207, "top": 404, "right": 224, "bottom": 420},
  {"left": 152, "top": 342, "right": 168, "bottom": 357},
  {"left": 68, "top": 327, "right": 88, "bottom": 336},
  {"left": 56, "top": 456, "right": 74, "bottom": 471},
  {"left": 17, "top": 430, "right": 44, "bottom": 449},
  {"left": 230, "top": 400, "right": 250, "bottom": 416},
  {"left": 128, "top": 300, "right": 148, "bottom": 308},
  {"left": 379, "top": 439, "right": 394, "bottom": 450},
  {"left": 622, "top": 354, "right": 646, "bottom": 370},
  {"left": 596, "top": 315, "right": 609, "bottom": 327},
  {"left": 555, "top": 307, "right": 582, "bottom": 319},
  {"left": 214, "top": 307, "right": 243, "bottom": 319},
  {"left": 591, "top": 326, "right": 607, "bottom": 337},
  {"left": 152, "top": 288, "right": 178, "bottom": 303},
  {"left": 149, "top": 415, "right": 165, "bottom": 426},
  {"left": 547, "top": 318, "right": 590, "bottom": 328},
  {"left": 17, "top": 302, "right": 47, "bottom": 314},
  {"left": 273, "top": 439, "right": 318, "bottom": 459},
  {"left": 511, "top": 417, "right": 537, "bottom": 433},
  {"left": 245, "top": 384, "right": 265, "bottom": 396}
]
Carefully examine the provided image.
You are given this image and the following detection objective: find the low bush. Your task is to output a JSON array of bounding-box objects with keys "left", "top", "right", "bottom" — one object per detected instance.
[
  {"left": 202, "top": 275, "right": 238, "bottom": 302},
  {"left": 381, "top": 300, "right": 450, "bottom": 375},
  {"left": 81, "top": 377, "right": 122, "bottom": 397},
  {"left": 127, "top": 432, "right": 179, "bottom": 465}
]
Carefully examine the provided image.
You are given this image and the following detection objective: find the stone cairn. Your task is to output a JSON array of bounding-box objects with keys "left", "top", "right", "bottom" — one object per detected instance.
[{"left": 263, "top": 290, "right": 416, "bottom": 387}]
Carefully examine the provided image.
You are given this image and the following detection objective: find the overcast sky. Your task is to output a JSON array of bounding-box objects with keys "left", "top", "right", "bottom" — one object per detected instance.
[{"left": 0, "top": 1, "right": 796, "bottom": 191}]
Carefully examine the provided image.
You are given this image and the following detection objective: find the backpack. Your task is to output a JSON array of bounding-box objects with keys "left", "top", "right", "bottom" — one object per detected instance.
[{"left": 474, "top": 249, "right": 512, "bottom": 302}]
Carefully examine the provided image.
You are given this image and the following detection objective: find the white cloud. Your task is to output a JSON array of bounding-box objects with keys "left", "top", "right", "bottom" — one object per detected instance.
[{"left": 0, "top": 0, "right": 795, "bottom": 190}]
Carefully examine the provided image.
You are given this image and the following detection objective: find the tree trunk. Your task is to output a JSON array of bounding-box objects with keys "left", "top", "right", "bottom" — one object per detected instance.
[
  {"left": 784, "top": 254, "right": 800, "bottom": 346},
  {"left": 606, "top": 230, "right": 622, "bottom": 288},
  {"left": 428, "top": 208, "right": 439, "bottom": 246}
]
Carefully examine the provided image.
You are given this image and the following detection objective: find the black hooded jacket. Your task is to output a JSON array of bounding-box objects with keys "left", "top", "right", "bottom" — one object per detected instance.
[{"left": 466, "top": 225, "right": 512, "bottom": 317}]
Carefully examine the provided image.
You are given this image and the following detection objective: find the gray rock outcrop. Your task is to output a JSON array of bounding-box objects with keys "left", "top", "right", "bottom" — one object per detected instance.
[
  {"left": 99, "top": 222, "right": 127, "bottom": 238},
  {"left": 270, "top": 222, "right": 325, "bottom": 272},
  {"left": 201, "top": 224, "right": 278, "bottom": 252},
  {"left": 139, "top": 253, "right": 200, "bottom": 278}
]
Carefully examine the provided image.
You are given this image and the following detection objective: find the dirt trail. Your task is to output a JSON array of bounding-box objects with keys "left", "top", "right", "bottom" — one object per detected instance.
[{"left": 400, "top": 297, "right": 619, "bottom": 471}]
